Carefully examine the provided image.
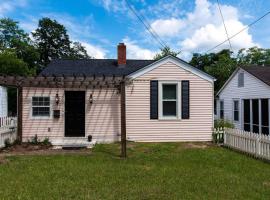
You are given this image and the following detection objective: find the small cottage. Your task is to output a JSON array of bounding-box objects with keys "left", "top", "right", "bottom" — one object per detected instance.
[
  {"left": 0, "top": 43, "right": 215, "bottom": 147},
  {"left": 216, "top": 66, "right": 270, "bottom": 135}
]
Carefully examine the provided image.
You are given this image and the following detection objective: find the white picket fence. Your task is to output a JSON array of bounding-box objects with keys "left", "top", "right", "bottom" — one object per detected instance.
[
  {"left": 0, "top": 117, "right": 17, "bottom": 148},
  {"left": 214, "top": 128, "right": 270, "bottom": 160}
]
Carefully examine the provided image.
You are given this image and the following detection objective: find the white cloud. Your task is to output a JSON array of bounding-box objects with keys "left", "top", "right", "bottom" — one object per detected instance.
[
  {"left": 148, "top": 0, "right": 258, "bottom": 59},
  {"left": 80, "top": 42, "right": 107, "bottom": 58},
  {"left": 0, "top": 0, "right": 27, "bottom": 16},
  {"left": 151, "top": 18, "right": 185, "bottom": 37},
  {"left": 123, "top": 37, "right": 156, "bottom": 59}
]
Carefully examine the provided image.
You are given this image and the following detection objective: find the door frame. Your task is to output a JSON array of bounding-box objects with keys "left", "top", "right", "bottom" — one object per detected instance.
[{"left": 64, "top": 90, "right": 86, "bottom": 137}]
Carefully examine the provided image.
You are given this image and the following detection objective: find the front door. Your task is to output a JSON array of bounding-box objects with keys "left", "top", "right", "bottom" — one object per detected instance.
[{"left": 65, "top": 91, "right": 85, "bottom": 137}]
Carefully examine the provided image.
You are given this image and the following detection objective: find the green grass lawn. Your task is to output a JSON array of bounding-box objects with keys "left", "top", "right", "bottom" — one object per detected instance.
[{"left": 0, "top": 143, "right": 270, "bottom": 200}]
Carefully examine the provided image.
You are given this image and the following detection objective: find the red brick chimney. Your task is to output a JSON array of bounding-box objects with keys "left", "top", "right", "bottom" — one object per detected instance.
[{"left": 117, "top": 43, "right": 126, "bottom": 66}]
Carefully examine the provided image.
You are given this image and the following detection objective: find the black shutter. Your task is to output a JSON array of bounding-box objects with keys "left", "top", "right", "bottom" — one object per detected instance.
[
  {"left": 182, "top": 80, "right": 190, "bottom": 119},
  {"left": 150, "top": 80, "right": 158, "bottom": 119}
]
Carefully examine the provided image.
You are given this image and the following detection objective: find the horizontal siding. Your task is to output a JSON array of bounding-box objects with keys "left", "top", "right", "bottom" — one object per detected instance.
[
  {"left": 126, "top": 61, "right": 213, "bottom": 142},
  {"left": 218, "top": 69, "right": 270, "bottom": 129},
  {"left": 22, "top": 87, "right": 120, "bottom": 143}
]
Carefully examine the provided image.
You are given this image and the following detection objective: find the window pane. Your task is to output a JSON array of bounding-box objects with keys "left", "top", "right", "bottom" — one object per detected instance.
[
  {"left": 252, "top": 99, "right": 259, "bottom": 124},
  {"left": 163, "top": 101, "right": 176, "bottom": 116},
  {"left": 32, "top": 107, "right": 50, "bottom": 116},
  {"left": 244, "top": 100, "right": 250, "bottom": 123},
  {"left": 261, "top": 99, "right": 269, "bottom": 126},
  {"left": 234, "top": 101, "right": 239, "bottom": 110},
  {"left": 234, "top": 111, "right": 239, "bottom": 121},
  {"left": 262, "top": 126, "right": 269, "bottom": 135},
  {"left": 162, "top": 84, "right": 176, "bottom": 99}
]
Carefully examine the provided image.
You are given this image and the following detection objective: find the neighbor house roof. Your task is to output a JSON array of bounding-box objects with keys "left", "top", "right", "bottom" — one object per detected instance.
[
  {"left": 39, "top": 59, "right": 155, "bottom": 77},
  {"left": 241, "top": 65, "right": 270, "bottom": 86},
  {"left": 217, "top": 65, "right": 270, "bottom": 96}
]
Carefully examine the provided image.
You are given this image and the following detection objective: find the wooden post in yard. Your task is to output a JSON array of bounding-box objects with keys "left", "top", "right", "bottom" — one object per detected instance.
[
  {"left": 17, "top": 87, "right": 23, "bottom": 142},
  {"left": 120, "top": 81, "right": 127, "bottom": 158}
]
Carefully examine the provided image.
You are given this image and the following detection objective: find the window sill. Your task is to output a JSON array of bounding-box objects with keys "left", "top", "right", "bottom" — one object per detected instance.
[
  {"left": 30, "top": 116, "right": 51, "bottom": 120},
  {"left": 158, "top": 117, "right": 181, "bottom": 121}
]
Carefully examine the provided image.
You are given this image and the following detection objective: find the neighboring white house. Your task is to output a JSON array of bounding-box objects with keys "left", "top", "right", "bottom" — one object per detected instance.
[
  {"left": 0, "top": 86, "right": 8, "bottom": 117},
  {"left": 216, "top": 66, "right": 270, "bottom": 135}
]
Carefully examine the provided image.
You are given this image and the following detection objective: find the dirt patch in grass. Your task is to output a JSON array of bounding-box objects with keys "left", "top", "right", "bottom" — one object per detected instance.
[
  {"left": 263, "top": 181, "right": 270, "bottom": 187},
  {"left": 181, "top": 142, "right": 213, "bottom": 149},
  {"left": 0, "top": 143, "right": 91, "bottom": 156},
  {"left": 0, "top": 156, "right": 9, "bottom": 165}
]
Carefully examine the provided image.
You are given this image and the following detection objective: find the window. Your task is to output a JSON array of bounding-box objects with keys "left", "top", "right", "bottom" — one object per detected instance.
[
  {"left": 233, "top": 100, "right": 239, "bottom": 121},
  {"left": 220, "top": 100, "right": 224, "bottom": 119},
  {"left": 32, "top": 97, "right": 50, "bottom": 117},
  {"left": 238, "top": 72, "right": 244, "bottom": 87},
  {"left": 159, "top": 82, "right": 180, "bottom": 119}
]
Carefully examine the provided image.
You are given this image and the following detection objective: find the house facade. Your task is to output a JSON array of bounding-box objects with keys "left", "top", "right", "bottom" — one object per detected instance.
[
  {"left": 19, "top": 43, "right": 215, "bottom": 146},
  {"left": 216, "top": 66, "right": 270, "bottom": 135}
]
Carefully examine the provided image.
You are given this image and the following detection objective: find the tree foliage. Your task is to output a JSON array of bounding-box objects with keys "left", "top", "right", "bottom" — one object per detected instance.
[
  {"left": 154, "top": 46, "right": 180, "bottom": 60},
  {"left": 33, "top": 18, "right": 71, "bottom": 66},
  {"left": 0, "top": 18, "right": 39, "bottom": 74},
  {"left": 0, "top": 50, "right": 32, "bottom": 76},
  {"left": 69, "top": 42, "right": 91, "bottom": 59},
  {"left": 33, "top": 18, "right": 90, "bottom": 69}
]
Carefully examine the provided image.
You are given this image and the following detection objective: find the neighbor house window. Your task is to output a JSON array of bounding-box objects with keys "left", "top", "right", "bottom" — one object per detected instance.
[
  {"left": 233, "top": 100, "right": 239, "bottom": 121},
  {"left": 32, "top": 97, "right": 50, "bottom": 117},
  {"left": 238, "top": 72, "right": 244, "bottom": 87},
  {"left": 220, "top": 100, "right": 224, "bottom": 119},
  {"left": 159, "top": 82, "right": 180, "bottom": 119}
]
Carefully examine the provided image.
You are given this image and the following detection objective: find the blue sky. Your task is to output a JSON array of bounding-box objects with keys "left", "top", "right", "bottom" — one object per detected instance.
[{"left": 1, "top": 0, "right": 270, "bottom": 61}]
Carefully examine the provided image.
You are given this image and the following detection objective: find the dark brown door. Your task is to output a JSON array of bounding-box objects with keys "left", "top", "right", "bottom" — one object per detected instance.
[{"left": 65, "top": 91, "right": 85, "bottom": 137}]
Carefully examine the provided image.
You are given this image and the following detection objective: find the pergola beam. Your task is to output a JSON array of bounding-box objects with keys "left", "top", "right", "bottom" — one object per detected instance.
[{"left": 0, "top": 75, "right": 130, "bottom": 88}]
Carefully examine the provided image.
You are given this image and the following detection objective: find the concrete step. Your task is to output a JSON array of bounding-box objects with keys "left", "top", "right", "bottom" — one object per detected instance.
[{"left": 51, "top": 138, "right": 96, "bottom": 149}]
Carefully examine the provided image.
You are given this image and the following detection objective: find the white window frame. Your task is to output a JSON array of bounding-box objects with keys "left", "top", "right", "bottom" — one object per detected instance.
[
  {"left": 238, "top": 72, "right": 244, "bottom": 87},
  {"left": 31, "top": 96, "right": 51, "bottom": 119},
  {"left": 158, "top": 81, "right": 181, "bottom": 120},
  {"left": 233, "top": 99, "right": 239, "bottom": 122}
]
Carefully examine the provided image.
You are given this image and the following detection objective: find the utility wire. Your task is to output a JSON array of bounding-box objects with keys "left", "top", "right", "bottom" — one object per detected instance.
[
  {"left": 205, "top": 10, "right": 270, "bottom": 53},
  {"left": 124, "top": 0, "right": 167, "bottom": 49},
  {"left": 216, "top": 0, "right": 233, "bottom": 51}
]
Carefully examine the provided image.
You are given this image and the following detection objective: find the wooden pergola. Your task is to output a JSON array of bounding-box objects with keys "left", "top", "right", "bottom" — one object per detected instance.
[{"left": 0, "top": 75, "right": 129, "bottom": 157}]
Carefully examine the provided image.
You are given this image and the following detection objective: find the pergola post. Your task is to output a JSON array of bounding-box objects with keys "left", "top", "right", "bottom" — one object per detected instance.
[
  {"left": 120, "top": 81, "right": 127, "bottom": 158},
  {"left": 17, "top": 87, "right": 23, "bottom": 142}
]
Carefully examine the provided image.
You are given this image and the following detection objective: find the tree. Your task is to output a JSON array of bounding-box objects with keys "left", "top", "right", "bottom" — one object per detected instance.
[
  {"left": 69, "top": 42, "right": 91, "bottom": 59},
  {"left": 204, "top": 51, "right": 237, "bottom": 92},
  {"left": 33, "top": 18, "right": 91, "bottom": 69},
  {"left": 0, "top": 18, "right": 39, "bottom": 73},
  {"left": 0, "top": 18, "right": 28, "bottom": 48},
  {"left": 33, "top": 17, "right": 72, "bottom": 67},
  {"left": 154, "top": 46, "right": 180, "bottom": 60},
  {"left": 189, "top": 49, "right": 237, "bottom": 93},
  {"left": 0, "top": 50, "right": 32, "bottom": 76},
  {"left": 237, "top": 47, "right": 270, "bottom": 66}
]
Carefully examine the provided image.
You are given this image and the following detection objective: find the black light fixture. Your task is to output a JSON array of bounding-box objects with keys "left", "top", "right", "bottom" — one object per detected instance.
[
  {"left": 55, "top": 93, "right": 60, "bottom": 105},
  {"left": 89, "top": 93, "right": 93, "bottom": 104}
]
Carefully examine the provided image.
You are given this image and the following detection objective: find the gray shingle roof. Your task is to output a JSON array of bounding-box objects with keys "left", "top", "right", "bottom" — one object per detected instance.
[
  {"left": 39, "top": 59, "right": 155, "bottom": 77},
  {"left": 241, "top": 65, "right": 270, "bottom": 86}
]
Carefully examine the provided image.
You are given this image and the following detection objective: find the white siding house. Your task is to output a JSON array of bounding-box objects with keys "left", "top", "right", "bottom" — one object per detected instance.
[
  {"left": 0, "top": 86, "right": 8, "bottom": 117},
  {"left": 216, "top": 66, "right": 270, "bottom": 135}
]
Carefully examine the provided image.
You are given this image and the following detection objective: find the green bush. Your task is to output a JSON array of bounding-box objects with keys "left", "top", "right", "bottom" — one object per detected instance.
[
  {"left": 214, "top": 119, "right": 234, "bottom": 129},
  {"left": 42, "top": 138, "right": 51, "bottom": 146},
  {"left": 30, "top": 134, "right": 40, "bottom": 145}
]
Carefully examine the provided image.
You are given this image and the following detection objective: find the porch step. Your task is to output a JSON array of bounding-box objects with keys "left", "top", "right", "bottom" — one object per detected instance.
[{"left": 51, "top": 138, "right": 96, "bottom": 149}]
